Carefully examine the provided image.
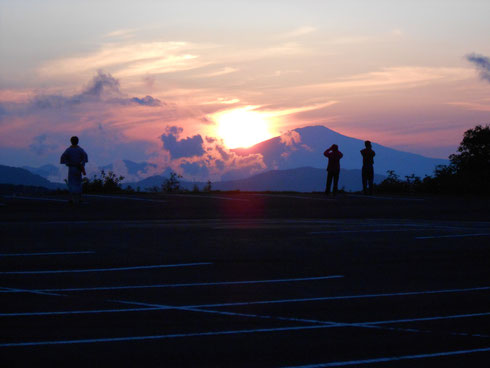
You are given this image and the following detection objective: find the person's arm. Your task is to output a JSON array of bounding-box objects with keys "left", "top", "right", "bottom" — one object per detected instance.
[
  {"left": 82, "top": 149, "right": 88, "bottom": 164},
  {"left": 60, "top": 150, "right": 68, "bottom": 165},
  {"left": 339, "top": 152, "right": 343, "bottom": 159}
]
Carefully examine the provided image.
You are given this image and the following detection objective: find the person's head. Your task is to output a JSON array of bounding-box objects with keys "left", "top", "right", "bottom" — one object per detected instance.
[
  {"left": 331, "top": 144, "right": 338, "bottom": 151},
  {"left": 364, "top": 140, "right": 372, "bottom": 149},
  {"left": 70, "top": 136, "right": 79, "bottom": 146}
]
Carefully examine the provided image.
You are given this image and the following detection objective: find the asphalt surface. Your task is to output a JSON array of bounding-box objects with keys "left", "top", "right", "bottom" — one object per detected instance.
[{"left": 1, "top": 192, "right": 489, "bottom": 367}]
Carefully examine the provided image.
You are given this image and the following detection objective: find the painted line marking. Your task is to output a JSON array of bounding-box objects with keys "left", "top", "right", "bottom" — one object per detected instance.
[
  {"left": 2, "top": 195, "right": 67, "bottom": 203},
  {"left": 85, "top": 194, "right": 167, "bottom": 203},
  {"left": 115, "top": 299, "right": 352, "bottom": 328},
  {"left": 164, "top": 193, "right": 249, "bottom": 202},
  {"left": 0, "top": 286, "right": 62, "bottom": 297},
  {"left": 281, "top": 347, "right": 490, "bottom": 367},
  {"left": 362, "top": 311, "right": 490, "bottom": 326},
  {"left": 0, "top": 307, "right": 160, "bottom": 317},
  {"left": 309, "top": 229, "right": 419, "bottom": 234},
  {"left": 190, "top": 286, "right": 490, "bottom": 309},
  {"left": 0, "top": 262, "right": 212, "bottom": 275},
  {"left": 115, "top": 300, "right": 490, "bottom": 340},
  {"left": 3, "top": 297, "right": 489, "bottom": 326},
  {"left": 346, "top": 194, "right": 425, "bottom": 201},
  {"left": 0, "top": 275, "right": 343, "bottom": 293},
  {"left": 244, "top": 194, "right": 334, "bottom": 201},
  {"left": 0, "top": 251, "right": 95, "bottom": 257},
  {"left": 0, "top": 325, "right": 330, "bottom": 347},
  {"left": 416, "top": 233, "right": 490, "bottom": 239}
]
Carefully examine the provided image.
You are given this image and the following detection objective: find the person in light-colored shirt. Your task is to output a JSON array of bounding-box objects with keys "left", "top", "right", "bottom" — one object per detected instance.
[{"left": 60, "top": 136, "right": 88, "bottom": 205}]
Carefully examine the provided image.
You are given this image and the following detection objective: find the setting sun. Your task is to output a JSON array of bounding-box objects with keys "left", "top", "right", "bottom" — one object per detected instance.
[{"left": 214, "top": 107, "right": 275, "bottom": 149}]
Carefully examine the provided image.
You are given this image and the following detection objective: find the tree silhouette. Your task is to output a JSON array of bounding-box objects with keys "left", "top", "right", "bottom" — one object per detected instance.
[
  {"left": 448, "top": 124, "right": 490, "bottom": 193},
  {"left": 161, "top": 171, "right": 182, "bottom": 193},
  {"left": 377, "top": 124, "right": 490, "bottom": 195}
]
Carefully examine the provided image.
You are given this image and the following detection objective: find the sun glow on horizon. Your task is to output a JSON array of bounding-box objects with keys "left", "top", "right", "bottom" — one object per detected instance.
[{"left": 214, "top": 107, "right": 275, "bottom": 149}]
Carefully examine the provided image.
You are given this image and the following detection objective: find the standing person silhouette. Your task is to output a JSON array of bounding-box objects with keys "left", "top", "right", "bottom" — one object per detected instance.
[
  {"left": 360, "top": 140, "right": 375, "bottom": 195},
  {"left": 60, "top": 136, "right": 88, "bottom": 205},
  {"left": 324, "top": 144, "right": 343, "bottom": 195}
]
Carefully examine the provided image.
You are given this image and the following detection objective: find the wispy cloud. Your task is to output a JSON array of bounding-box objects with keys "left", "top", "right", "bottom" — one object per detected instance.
[
  {"left": 194, "top": 67, "right": 238, "bottom": 78},
  {"left": 103, "top": 28, "right": 139, "bottom": 39},
  {"left": 292, "top": 67, "right": 474, "bottom": 95},
  {"left": 260, "top": 101, "right": 339, "bottom": 117},
  {"left": 446, "top": 101, "right": 490, "bottom": 112},
  {"left": 281, "top": 26, "right": 316, "bottom": 38},
  {"left": 38, "top": 41, "right": 210, "bottom": 78}
]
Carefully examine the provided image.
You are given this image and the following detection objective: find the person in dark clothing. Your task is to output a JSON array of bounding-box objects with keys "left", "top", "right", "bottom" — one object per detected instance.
[
  {"left": 60, "top": 136, "right": 88, "bottom": 205},
  {"left": 360, "top": 140, "right": 375, "bottom": 195},
  {"left": 324, "top": 144, "right": 343, "bottom": 195}
]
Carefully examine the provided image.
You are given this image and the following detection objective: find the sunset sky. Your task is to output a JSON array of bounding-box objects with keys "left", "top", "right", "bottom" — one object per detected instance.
[{"left": 1, "top": 0, "right": 489, "bottom": 180}]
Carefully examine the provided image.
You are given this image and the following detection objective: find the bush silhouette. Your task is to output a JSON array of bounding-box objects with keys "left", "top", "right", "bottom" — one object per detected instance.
[{"left": 82, "top": 170, "right": 125, "bottom": 193}]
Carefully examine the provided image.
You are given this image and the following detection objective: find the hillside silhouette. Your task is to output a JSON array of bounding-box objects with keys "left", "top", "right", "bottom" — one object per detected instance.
[{"left": 233, "top": 126, "right": 447, "bottom": 178}]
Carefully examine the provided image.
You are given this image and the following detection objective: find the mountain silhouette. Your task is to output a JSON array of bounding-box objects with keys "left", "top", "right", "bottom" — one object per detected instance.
[
  {"left": 0, "top": 165, "right": 62, "bottom": 189},
  {"left": 234, "top": 125, "right": 448, "bottom": 177},
  {"left": 22, "top": 164, "right": 59, "bottom": 179},
  {"left": 212, "top": 167, "right": 385, "bottom": 192},
  {"left": 127, "top": 167, "right": 385, "bottom": 192}
]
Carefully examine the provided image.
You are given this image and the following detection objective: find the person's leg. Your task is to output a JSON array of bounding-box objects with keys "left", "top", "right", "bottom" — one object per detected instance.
[
  {"left": 333, "top": 171, "right": 339, "bottom": 194},
  {"left": 367, "top": 166, "right": 374, "bottom": 195},
  {"left": 362, "top": 167, "right": 368, "bottom": 194},
  {"left": 68, "top": 166, "right": 82, "bottom": 205},
  {"left": 326, "top": 172, "right": 333, "bottom": 194}
]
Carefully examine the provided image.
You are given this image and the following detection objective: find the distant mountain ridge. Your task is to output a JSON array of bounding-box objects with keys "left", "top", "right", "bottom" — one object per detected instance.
[
  {"left": 212, "top": 167, "right": 385, "bottom": 192},
  {"left": 128, "top": 167, "right": 385, "bottom": 192},
  {"left": 0, "top": 165, "right": 62, "bottom": 189},
  {"left": 6, "top": 125, "right": 450, "bottom": 192},
  {"left": 233, "top": 125, "right": 448, "bottom": 178}
]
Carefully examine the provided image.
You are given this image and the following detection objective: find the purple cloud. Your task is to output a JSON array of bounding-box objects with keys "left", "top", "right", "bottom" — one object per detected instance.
[
  {"left": 466, "top": 53, "right": 490, "bottom": 82},
  {"left": 31, "top": 71, "right": 162, "bottom": 109},
  {"left": 160, "top": 126, "right": 205, "bottom": 159}
]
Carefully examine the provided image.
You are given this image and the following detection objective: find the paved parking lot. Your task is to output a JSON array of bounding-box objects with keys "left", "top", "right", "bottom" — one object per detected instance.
[{"left": 1, "top": 193, "right": 489, "bottom": 366}]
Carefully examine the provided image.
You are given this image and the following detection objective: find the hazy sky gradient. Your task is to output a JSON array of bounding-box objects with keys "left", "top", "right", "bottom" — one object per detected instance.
[{"left": 1, "top": 0, "right": 489, "bottom": 178}]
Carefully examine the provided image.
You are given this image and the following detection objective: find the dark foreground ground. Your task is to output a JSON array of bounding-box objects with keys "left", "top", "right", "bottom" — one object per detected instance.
[{"left": 1, "top": 192, "right": 489, "bottom": 367}]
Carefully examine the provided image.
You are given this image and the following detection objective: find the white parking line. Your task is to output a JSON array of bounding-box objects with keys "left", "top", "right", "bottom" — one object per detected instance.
[
  {"left": 115, "top": 299, "right": 342, "bottom": 327},
  {"left": 0, "top": 262, "right": 212, "bottom": 275},
  {"left": 165, "top": 193, "right": 249, "bottom": 202},
  {"left": 309, "top": 229, "right": 418, "bottom": 234},
  {"left": 346, "top": 194, "right": 425, "bottom": 201},
  {"left": 362, "top": 311, "right": 490, "bottom": 326},
  {"left": 2, "top": 195, "right": 67, "bottom": 203},
  {"left": 281, "top": 347, "right": 490, "bottom": 367},
  {"left": 0, "top": 251, "right": 95, "bottom": 257},
  {"left": 416, "top": 233, "right": 490, "bottom": 239},
  {"left": 191, "top": 286, "right": 490, "bottom": 309},
  {"left": 0, "top": 325, "right": 330, "bottom": 347},
  {"left": 85, "top": 195, "right": 167, "bottom": 203},
  {"left": 0, "top": 286, "right": 62, "bottom": 297},
  {"left": 0, "top": 275, "right": 343, "bottom": 293},
  {"left": 245, "top": 194, "right": 333, "bottom": 201},
  {"left": 114, "top": 300, "right": 490, "bottom": 340}
]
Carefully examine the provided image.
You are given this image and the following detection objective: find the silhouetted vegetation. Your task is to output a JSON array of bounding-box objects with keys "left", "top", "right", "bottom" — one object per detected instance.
[
  {"left": 203, "top": 180, "right": 212, "bottom": 192},
  {"left": 82, "top": 170, "right": 132, "bottom": 193},
  {"left": 161, "top": 171, "right": 183, "bottom": 193},
  {"left": 377, "top": 124, "right": 490, "bottom": 195}
]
